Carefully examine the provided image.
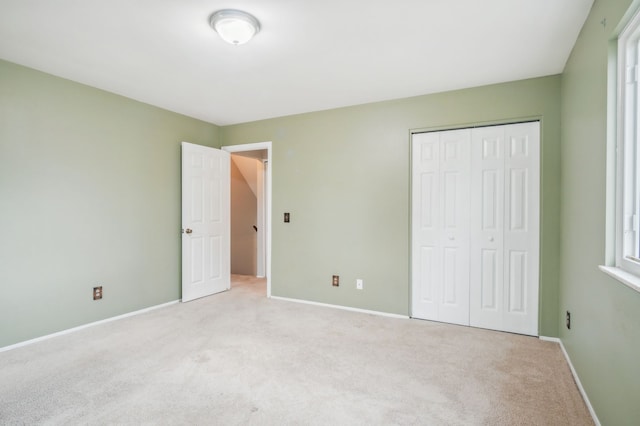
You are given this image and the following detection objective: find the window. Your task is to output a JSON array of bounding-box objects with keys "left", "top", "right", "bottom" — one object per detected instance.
[
  {"left": 602, "top": 7, "right": 640, "bottom": 292},
  {"left": 617, "top": 11, "right": 640, "bottom": 275}
]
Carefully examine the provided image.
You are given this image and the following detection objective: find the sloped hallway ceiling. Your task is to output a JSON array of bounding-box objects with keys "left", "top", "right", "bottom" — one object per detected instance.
[{"left": 232, "top": 154, "right": 263, "bottom": 198}]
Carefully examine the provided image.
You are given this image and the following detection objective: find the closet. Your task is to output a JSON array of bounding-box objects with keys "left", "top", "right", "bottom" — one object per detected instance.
[{"left": 411, "top": 121, "right": 539, "bottom": 336}]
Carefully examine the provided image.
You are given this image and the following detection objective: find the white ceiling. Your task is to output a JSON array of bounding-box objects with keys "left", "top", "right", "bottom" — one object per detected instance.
[{"left": 0, "top": 0, "right": 593, "bottom": 126}]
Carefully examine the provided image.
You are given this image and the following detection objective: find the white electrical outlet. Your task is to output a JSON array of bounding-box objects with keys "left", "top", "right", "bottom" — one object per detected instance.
[{"left": 356, "top": 279, "right": 363, "bottom": 290}]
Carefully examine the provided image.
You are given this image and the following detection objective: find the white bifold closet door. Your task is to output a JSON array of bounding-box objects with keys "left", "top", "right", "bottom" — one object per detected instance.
[
  {"left": 411, "top": 128, "right": 471, "bottom": 326},
  {"left": 412, "top": 121, "right": 539, "bottom": 336}
]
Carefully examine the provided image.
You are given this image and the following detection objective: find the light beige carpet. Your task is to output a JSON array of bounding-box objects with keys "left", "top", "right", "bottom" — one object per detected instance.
[{"left": 0, "top": 275, "right": 592, "bottom": 425}]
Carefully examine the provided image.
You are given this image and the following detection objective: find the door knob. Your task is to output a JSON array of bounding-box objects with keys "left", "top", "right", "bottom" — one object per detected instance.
[
  {"left": 185, "top": 228, "right": 193, "bottom": 234},
  {"left": 489, "top": 237, "right": 494, "bottom": 242}
]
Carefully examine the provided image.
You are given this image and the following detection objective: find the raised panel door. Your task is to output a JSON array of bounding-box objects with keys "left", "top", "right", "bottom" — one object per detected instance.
[
  {"left": 502, "top": 122, "right": 539, "bottom": 335},
  {"left": 181, "top": 142, "right": 230, "bottom": 302},
  {"left": 412, "top": 132, "right": 441, "bottom": 320},
  {"left": 412, "top": 130, "right": 470, "bottom": 326},
  {"left": 470, "top": 126, "right": 505, "bottom": 331},
  {"left": 437, "top": 129, "right": 470, "bottom": 325}
]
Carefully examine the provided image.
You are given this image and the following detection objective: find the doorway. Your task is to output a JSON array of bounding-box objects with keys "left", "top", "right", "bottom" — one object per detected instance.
[{"left": 222, "top": 142, "right": 272, "bottom": 297}]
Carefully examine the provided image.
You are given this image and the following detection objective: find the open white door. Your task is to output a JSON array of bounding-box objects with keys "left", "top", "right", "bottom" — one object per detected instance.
[{"left": 181, "top": 142, "right": 230, "bottom": 302}]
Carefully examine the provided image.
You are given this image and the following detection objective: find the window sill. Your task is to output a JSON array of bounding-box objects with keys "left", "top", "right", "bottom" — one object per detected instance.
[{"left": 599, "top": 265, "right": 640, "bottom": 293}]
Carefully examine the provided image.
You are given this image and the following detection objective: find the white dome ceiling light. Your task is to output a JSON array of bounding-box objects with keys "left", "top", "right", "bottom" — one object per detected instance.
[{"left": 210, "top": 9, "right": 260, "bottom": 45}]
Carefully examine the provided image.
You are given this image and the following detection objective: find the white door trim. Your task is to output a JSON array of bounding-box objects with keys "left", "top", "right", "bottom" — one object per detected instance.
[
  {"left": 222, "top": 142, "right": 273, "bottom": 297},
  {"left": 256, "top": 159, "right": 266, "bottom": 278}
]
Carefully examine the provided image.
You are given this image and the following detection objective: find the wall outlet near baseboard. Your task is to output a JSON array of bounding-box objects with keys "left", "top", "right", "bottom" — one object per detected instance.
[
  {"left": 356, "top": 279, "right": 363, "bottom": 290},
  {"left": 93, "top": 286, "right": 103, "bottom": 300},
  {"left": 566, "top": 311, "right": 571, "bottom": 329},
  {"left": 332, "top": 275, "right": 339, "bottom": 286}
]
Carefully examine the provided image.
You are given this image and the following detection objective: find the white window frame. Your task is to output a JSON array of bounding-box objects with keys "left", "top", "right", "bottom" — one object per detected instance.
[{"left": 601, "top": 7, "right": 640, "bottom": 293}]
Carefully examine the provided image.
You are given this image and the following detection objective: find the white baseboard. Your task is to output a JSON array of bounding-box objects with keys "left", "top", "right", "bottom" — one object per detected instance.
[
  {"left": 270, "top": 295, "right": 409, "bottom": 319},
  {"left": 539, "top": 336, "right": 600, "bottom": 426},
  {"left": 0, "top": 300, "right": 180, "bottom": 353}
]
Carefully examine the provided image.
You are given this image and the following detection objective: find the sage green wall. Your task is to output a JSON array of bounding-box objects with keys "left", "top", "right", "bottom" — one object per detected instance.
[
  {"left": 0, "top": 60, "right": 219, "bottom": 348},
  {"left": 221, "top": 76, "right": 562, "bottom": 336},
  {"left": 560, "top": 0, "right": 640, "bottom": 424}
]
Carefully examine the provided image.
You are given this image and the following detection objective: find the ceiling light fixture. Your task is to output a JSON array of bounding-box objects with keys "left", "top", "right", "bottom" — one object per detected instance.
[{"left": 210, "top": 9, "right": 260, "bottom": 45}]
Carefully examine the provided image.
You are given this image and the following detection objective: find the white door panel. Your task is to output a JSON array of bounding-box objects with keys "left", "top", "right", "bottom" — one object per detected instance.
[
  {"left": 469, "top": 122, "right": 539, "bottom": 336},
  {"left": 502, "top": 122, "right": 539, "bottom": 335},
  {"left": 438, "top": 130, "right": 470, "bottom": 325},
  {"left": 412, "top": 129, "right": 470, "bottom": 326},
  {"left": 182, "top": 142, "right": 230, "bottom": 302},
  {"left": 470, "top": 126, "right": 506, "bottom": 332},
  {"left": 413, "top": 122, "right": 539, "bottom": 336},
  {"left": 412, "top": 132, "right": 441, "bottom": 320},
  {"left": 480, "top": 249, "right": 499, "bottom": 309}
]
